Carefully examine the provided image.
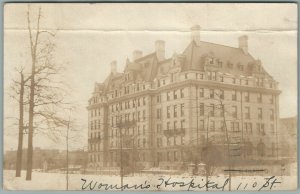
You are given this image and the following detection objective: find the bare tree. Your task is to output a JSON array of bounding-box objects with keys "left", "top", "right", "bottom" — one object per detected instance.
[
  {"left": 8, "top": 66, "right": 31, "bottom": 177},
  {"left": 23, "top": 5, "right": 69, "bottom": 180}
]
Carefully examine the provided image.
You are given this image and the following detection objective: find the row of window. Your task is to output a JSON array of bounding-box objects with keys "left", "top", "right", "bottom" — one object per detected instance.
[
  {"left": 110, "top": 124, "right": 147, "bottom": 138},
  {"left": 90, "top": 108, "right": 101, "bottom": 118},
  {"left": 90, "top": 120, "right": 102, "bottom": 130},
  {"left": 110, "top": 110, "right": 146, "bottom": 127},
  {"left": 111, "top": 83, "right": 147, "bottom": 98},
  {"left": 110, "top": 138, "right": 147, "bottom": 148},
  {"left": 111, "top": 97, "right": 147, "bottom": 112}
]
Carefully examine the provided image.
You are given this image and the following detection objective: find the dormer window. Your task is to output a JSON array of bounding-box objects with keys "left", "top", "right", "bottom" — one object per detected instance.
[
  {"left": 238, "top": 64, "right": 244, "bottom": 71},
  {"left": 218, "top": 60, "right": 222, "bottom": 67},
  {"left": 227, "top": 62, "right": 233, "bottom": 68}
]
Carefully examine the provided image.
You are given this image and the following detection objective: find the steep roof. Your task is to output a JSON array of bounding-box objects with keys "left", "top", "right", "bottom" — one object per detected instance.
[{"left": 182, "top": 40, "right": 272, "bottom": 77}]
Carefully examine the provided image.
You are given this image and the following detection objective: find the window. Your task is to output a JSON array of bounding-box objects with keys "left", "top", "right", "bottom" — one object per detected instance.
[
  {"left": 270, "top": 124, "right": 275, "bottom": 134},
  {"left": 257, "top": 123, "right": 265, "bottom": 135},
  {"left": 245, "top": 122, "right": 253, "bottom": 133},
  {"left": 218, "top": 60, "right": 223, "bottom": 67},
  {"left": 238, "top": 64, "right": 244, "bottom": 71},
  {"left": 245, "top": 92, "right": 250, "bottom": 102},
  {"left": 212, "top": 72, "right": 216, "bottom": 80},
  {"left": 181, "top": 136, "right": 185, "bottom": 145},
  {"left": 167, "top": 122, "right": 170, "bottom": 130},
  {"left": 185, "top": 73, "right": 188, "bottom": 79},
  {"left": 156, "top": 95, "right": 161, "bottom": 103},
  {"left": 200, "top": 103, "right": 204, "bottom": 116},
  {"left": 167, "top": 138, "right": 171, "bottom": 146},
  {"left": 257, "top": 93, "right": 262, "bottom": 103},
  {"left": 210, "top": 89, "right": 214, "bottom": 99},
  {"left": 232, "top": 78, "right": 236, "bottom": 84},
  {"left": 258, "top": 108, "right": 263, "bottom": 120},
  {"left": 174, "top": 121, "right": 178, "bottom": 130},
  {"left": 138, "top": 125, "right": 141, "bottom": 135},
  {"left": 220, "top": 104, "right": 224, "bottom": 117},
  {"left": 143, "top": 125, "right": 146, "bottom": 135},
  {"left": 174, "top": 105, "right": 177, "bottom": 117},
  {"left": 220, "top": 76, "right": 224, "bottom": 82},
  {"left": 157, "top": 109, "right": 161, "bottom": 119},
  {"left": 220, "top": 90, "right": 224, "bottom": 99},
  {"left": 173, "top": 90, "right": 178, "bottom": 99},
  {"left": 157, "top": 80, "right": 160, "bottom": 87},
  {"left": 157, "top": 138, "right": 160, "bottom": 148},
  {"left": 220, "top": 121, "right": 225, "bottom": 131},
  {"left": 143, "top": 138, "right": 146, "bottom": 148},
  {"left": 232, "top": 90, "right": 237, "bottom": 101},
  {"left": 137, "top": 99, "right": 140, "bottom": 107},
  {"left": 167, "top": 106, "right": 171, "bottom": 118},
  {"left": 231, "top": 122, "right": 239, "bottom": 132},
  {"left": 143, "top": 110, "right": 146, "bottom": 121},
  {"left": 232, "top": 106, "right": 237, "bottom": 119},
  {"left": 210, "top": 104, "right": 215, "bottom": 117},
  {"left": 180, "top": 103, "right": 185, "bottom": 116},
  {"left": 167, "top": 92, "right": 170, "bottom": 101},
  {"left": 210, "top": 121, "right": 215, "bottom": 131},
  {"left": 270, "top": 95, "right": 274, "bottom": 104},
  {"left": 180, "top": 88, "right": 184, "bottom": 98},
  {"left": 199, "top": 120, "right": 205, "bottom": 131},
  {"left": 167, "top": 151, "right": 171, "bottom": 161},
  {"left": 181, "top": 120, "right": 185, "bottom": 129},
  {"left": 143, "top": 97, "right": 146, "bottom": 106},
  {"left": 208, "top": 72, "right": 216, "bottom": 80},
  {"left": 270, "top": 109, "right": 274, "bottom": 121},
  {"left": 257, "top": 123, "right": 261, "bottom": 134},
  {"left": 174, "top": 151, "right": 178, "bottom": 161},
  {"left": 245, "top": 107, "right": 250, "bottom": 119},
  {"left": 199, "top": 88, "right": 204, "bottom": 97},
  {"left": 156, "top": 124, "right": 162, "bottom": 134}
]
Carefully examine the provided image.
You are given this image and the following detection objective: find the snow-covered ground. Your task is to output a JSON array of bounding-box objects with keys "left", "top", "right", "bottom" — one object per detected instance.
[{"left": 3, "top": 170, "right": 297, "bottom": 191}]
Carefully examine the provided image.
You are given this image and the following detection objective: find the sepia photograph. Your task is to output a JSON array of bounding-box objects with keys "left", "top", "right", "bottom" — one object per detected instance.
[{"left": 2, "top": 3, "right": 298, "bottom": 191}]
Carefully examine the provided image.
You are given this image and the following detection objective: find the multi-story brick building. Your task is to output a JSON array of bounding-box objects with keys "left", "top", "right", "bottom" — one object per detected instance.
[{"left": 87, "top": 25, "right": 281, "bottom": 173}]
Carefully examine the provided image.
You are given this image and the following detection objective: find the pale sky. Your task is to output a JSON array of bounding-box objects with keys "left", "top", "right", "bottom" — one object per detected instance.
[{"left": 3, "top": 3, "right": 298, "bottom": 151}]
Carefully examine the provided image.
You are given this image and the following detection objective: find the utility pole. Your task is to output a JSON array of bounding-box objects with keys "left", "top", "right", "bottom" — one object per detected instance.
[{"left": 220, "top": 101, "right": 231, "bottom": 191}]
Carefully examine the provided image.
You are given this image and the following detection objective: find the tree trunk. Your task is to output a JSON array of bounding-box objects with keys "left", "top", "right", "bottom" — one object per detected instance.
[
  {"left": 16, "top": 74, "right": 24, "bottom": 177},
  {"left": 26, "top": 7, "right": 40, "bottom": 181},
  {"left": 26, "top": 59, "right": 35, "bottom": 181}
]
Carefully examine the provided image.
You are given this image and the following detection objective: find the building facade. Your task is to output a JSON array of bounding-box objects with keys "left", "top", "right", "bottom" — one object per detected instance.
[{"left": 87, "top": 25, "right": 281, "bottom": 172}]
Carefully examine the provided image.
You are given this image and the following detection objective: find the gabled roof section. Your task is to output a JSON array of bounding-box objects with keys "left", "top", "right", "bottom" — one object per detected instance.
[
  {"left": 124, "top": 52, "right": 159, "bottom": 82},
  {"left": 182, "top": 40, "right": 273, "bottom": 77}
]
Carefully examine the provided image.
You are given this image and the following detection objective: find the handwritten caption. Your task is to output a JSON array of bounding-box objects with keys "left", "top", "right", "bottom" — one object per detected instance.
[{"left": 81, "top": 176, "right": 281, "bottom": 191}]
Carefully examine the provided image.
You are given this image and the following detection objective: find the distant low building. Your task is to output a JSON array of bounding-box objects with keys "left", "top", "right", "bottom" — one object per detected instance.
[
  {"left": 4, "top": 148, "right": 88, "bottom": 171},
  {"left": 279, "top": 116, "right": 297, "bottom": 160}
]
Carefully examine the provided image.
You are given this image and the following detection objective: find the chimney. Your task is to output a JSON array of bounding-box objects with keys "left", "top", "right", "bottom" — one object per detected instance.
[
  {"left": 132, "top": 50, "right": 143, "bottom": 61},
  {"left": 238, "top": 35, "right": 248, "bottom": 54},
  {"left": 155, "top": 40, "right": 165, "bottom": 61},
  {"left": 110, "top": 60, "right": 117, "bottom": 75},
  {"left": 191, "top": 25, "right": 200, "bottom": 45}
]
